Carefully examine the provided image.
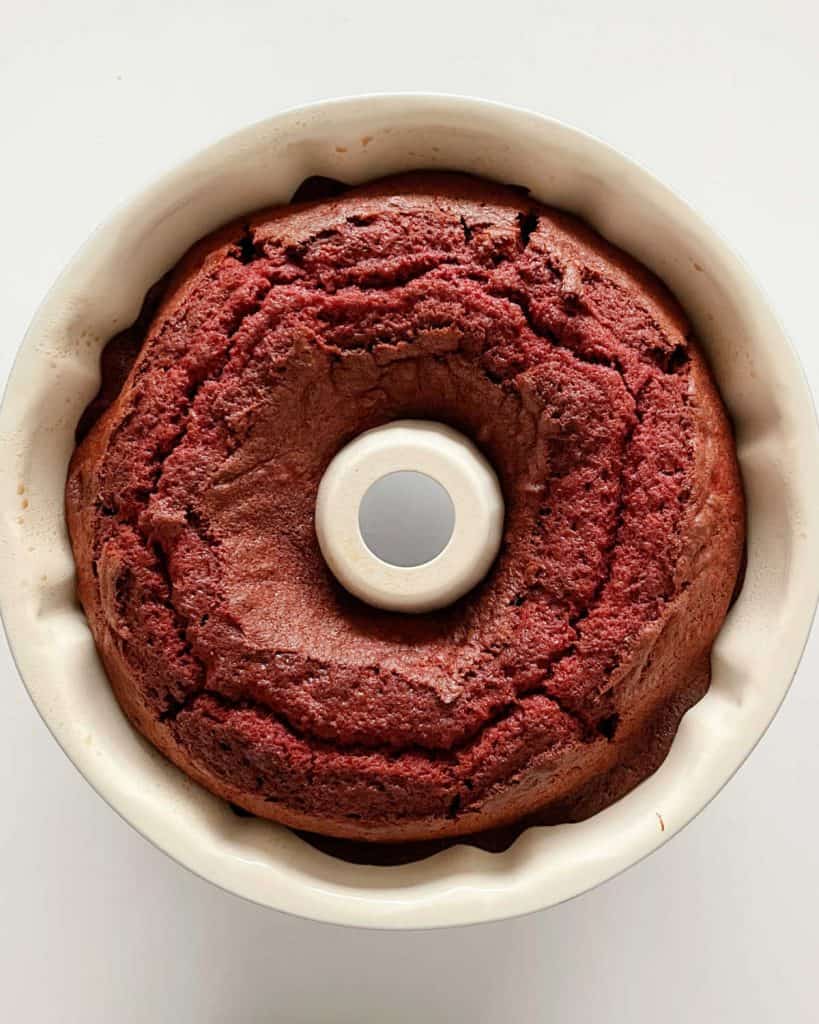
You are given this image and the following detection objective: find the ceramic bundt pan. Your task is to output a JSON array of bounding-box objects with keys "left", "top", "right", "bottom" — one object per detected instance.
[{"left": 1, "top": 95, "right": 817, "bottom": 928}]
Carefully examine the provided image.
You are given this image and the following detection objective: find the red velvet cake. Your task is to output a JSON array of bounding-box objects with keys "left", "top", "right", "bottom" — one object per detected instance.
[{"left": 66, "top": 173, "right": 745, "bottom": 842}]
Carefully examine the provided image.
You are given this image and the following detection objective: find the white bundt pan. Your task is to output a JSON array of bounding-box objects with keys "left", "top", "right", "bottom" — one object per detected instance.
[{"left": 1, "top": 95, "right": 817, "bottom": 929}]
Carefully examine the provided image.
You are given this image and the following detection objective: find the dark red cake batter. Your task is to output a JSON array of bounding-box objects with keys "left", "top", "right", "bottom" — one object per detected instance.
[{"left": 66, "top": 173, "right": 744, "bottom": 842}]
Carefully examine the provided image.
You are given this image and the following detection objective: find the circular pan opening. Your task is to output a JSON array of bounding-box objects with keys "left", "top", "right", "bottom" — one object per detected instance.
[{"left": 358, "top": 471, "right": 456, "bottom": 568}]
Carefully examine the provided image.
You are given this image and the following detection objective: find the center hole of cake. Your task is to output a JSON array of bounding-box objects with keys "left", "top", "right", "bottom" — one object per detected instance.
[{"left": 358, "top": 471, "right": 456, "bottom": 568}]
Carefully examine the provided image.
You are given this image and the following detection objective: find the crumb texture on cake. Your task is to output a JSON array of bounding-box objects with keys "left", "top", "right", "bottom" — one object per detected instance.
[{"left": 66, "top": 173, "right": 745, "bottom": 842}]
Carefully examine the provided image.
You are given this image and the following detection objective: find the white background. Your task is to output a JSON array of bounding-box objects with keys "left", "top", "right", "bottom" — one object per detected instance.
[{"left": 1, "top": 1, "right": 817, "bottom": 1020}]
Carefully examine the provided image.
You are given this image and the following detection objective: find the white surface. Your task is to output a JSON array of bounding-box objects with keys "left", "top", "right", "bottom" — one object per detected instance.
[
  {"left": 317, "top": 421, "right": 504, "bottom": 611},
  {"left": 0, "top": 0, "right": 816, "bottom": 1019}
]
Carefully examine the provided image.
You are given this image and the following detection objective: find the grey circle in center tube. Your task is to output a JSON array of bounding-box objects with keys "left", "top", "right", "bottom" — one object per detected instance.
[{"left": 358, "top": 470, "right": 456, "bottom": 568}]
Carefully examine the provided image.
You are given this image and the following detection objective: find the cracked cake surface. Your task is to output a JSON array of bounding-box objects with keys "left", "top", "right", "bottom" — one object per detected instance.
[{"left": 66, "top": 173, "right": 745, "bottom": 842}]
